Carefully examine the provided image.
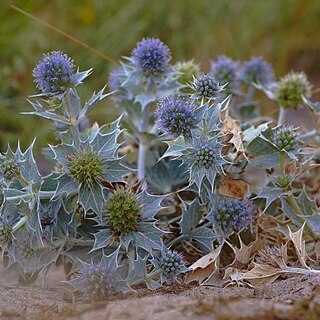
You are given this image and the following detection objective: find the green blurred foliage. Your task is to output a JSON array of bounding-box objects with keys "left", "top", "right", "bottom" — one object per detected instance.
[{"left": 1, "top": 0, "right": 320, "bottom": 152}]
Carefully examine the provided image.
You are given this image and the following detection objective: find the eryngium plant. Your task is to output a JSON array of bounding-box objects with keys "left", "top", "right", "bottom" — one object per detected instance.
[{"left": 0, "top": 38, "right": 319, "bottom": 298}]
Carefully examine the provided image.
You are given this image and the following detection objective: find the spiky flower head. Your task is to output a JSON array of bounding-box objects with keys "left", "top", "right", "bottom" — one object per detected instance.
[
  {"left": 276, "top": 72, "right": 312, "bottom": 109},
  {"left": 195, "top": 143, "right": 218, "bottom": 170},
  {"left": 105, "top": 188, "right": 141, "bottom": 235},
  {"left": 68, "top": 149, "right": 105, "bottom": 186},
  {"left": 213, "top": 198, "right": 254, "bottom": 232},
  {"left": 175, "top": 59, "right": 200, "bottom": 87},
  {"left": 0, "top": 225, "right": 12, "bottom": 245},
  {"left": 190, "top": 74, "right": 224, "bottom": 100},
  {"left": 132, "top": 38, "right": 171, "bottom": 77},
  {"left": 33, "top": 51, "right": 77, "bottom": 95},
  {"left": 210, "top": 55, "right": 239, "bottom": 92},
  {"left": 272, "top": 126, "right": 298, "bottom": 152},
  {"left": 274, "top": 175, "right": 291, "bottom": 189},
  {"left": 155, "top": 95, "right": 201, "bottom": 139},
  {"left": 159, "top": 249, "right": 187, "bottom": 278},
  {"left": 0, "top": 159, "right": 20, "bottom": 181},
  {"left": 240, "top": 56, "right": 274, "bottom": 85}
]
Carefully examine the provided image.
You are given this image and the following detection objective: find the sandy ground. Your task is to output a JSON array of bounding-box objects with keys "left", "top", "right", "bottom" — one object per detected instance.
[{"left": 0, "top": 271, "right": 319, "bottom": 320}]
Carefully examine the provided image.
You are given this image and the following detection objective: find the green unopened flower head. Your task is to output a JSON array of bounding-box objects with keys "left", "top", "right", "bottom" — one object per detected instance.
[
  {"left": 105, "top": 188, "right": 142, "bottom": 235},
  {"left": 0, "top": 225, "right": 12, "bottom": 244},
  {"left": 175, "top": 60, "right": 200, "bottom": 91},
  {"left": 0, "top": 159, "right": 20, "bottom": 181},
  {"left": 275, "top": 175, "right": 291, "bottom": 189},
  {"left": 276, "top": 72, "right": 312, "bottom": 109},
  {"left": 273, "top": 126, "right": 298, "bottom": 152},
  {"left": 68, "top": 149, "right": 105, "bottom": 185},
  {"left": 20, "top": 246, "right": 35, "bottom": 259}
]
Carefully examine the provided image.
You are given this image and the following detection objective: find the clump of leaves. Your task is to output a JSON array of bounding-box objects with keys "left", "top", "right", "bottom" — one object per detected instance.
[{"left": 0, "top": 39, "right": 319, "bottom": 299}]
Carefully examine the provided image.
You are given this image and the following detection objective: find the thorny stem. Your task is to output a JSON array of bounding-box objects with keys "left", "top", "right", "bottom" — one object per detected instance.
[
  {"left": 245, "top": 86, "right": 255, "bottom": 105},
  {"left": 12, "top": 216, "right": 28, "bottom": 232},
  {"left": 5, "top": 191, "right": 56, "bottom": 203},
  {"left": 131, "top": 268, "right": 163, "bottom": 286},
  {"left": 64, "top": 92, "right": 80, "bottom": 148},
  {"left": 279, "top": 151, "right": 285, "bottom": 174},
  {"left": 137, "top": 105, "right": 150, "bottom": 180},
  {"left": 277, "top": 107, "right": 286, "bottom": 126}
]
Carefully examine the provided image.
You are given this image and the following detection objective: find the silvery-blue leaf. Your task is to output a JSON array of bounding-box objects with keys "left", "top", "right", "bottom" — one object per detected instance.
[
  {"left": 91, "top": 229, "right": 113, "bottom": 252},
  {"left": 64, "top": 88, "right": 81, "bottom": 119},
  {"left": 179, "top": 199, "right": 203, "bottom": 235},
  {"left": 190, "top": 227, "right": 217, "bottom": 252},
  {"left": 50, "top": 143, "right": 75, "bottom": 166},
  {"left": 101, "top": 159, "right": 131, "bottom": 182},
  {"left": 297, "top": 188, "right": 317, "bottom": 217},
  {"left": 55, "top": 173, "right": 79, "bottom": 197},
  {"left": 91, "top": 128, "right": 121, "bottom": 158},
  {"left": 79, "top": 182, "right": 104, "bottom": 216},
  {"left": 255, "top": 186, "right": 287, "bottom": 212},
  {"left": 139, "top": 190, "right": 165, "bottom": 219},
  {"left": 302, "top": 213, "right": 320, "bottom": 234},
  {"left": 160, "top": 136, "right": 187, "bottom": 160},
  {"left": 249, "top": 152, "right": 280, "bottom": 169},
  {"left": 243, "top": 122, "right": 271, "bottom": 144},
  {"left": 280, "top": 197, "right": 302, "bottom": 226}
]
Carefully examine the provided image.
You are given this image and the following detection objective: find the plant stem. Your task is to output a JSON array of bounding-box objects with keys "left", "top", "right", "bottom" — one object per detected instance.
[
  {"left": 12, "top": 216, "right": 28, "bottom": 232},
  {"left": 279, "top": 151, "right": 285, "bottom": 174},
  {"left": 277, "top": 107, "right": 286, "bottom": 126},
  {"left": 245, "top": 86, "right": 255, "bottom": 105},
  {"left": 64, "top": 92, "right": 80, "bottom": 148},
  {"left": 137, "top": 105, "right": 149, "bottom": 180},
  {"left": 299, "top": 129, "right": 317, "bottom": 140}
]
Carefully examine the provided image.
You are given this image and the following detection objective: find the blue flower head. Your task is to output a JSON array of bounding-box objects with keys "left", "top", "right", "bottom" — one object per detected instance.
[
  {"left": 210, "top": 55, "right": 240, "bottom": 92},
  {"left": 213, "top": 198, "right": 255, "bottom": 233},
  {"left": 240, "top": 56, "right": 274, "bottom": 85},
  {"left": 272, "top": 125, "right": 298, "bottom": 152},
  {"left": 190, "top": 74, "right": 225, "bottom": 100},
  {"left": 132, "top": 38, "right": 171, "bottom": 76},
  {"left": 33, "top": 51, "right": 77, "bottom": 95},
  {"left": 155, "top": 95, "right": 202, "bottom": 139},
  {"left": 159, "top": 249, "right": 187, "bottom": 279}
]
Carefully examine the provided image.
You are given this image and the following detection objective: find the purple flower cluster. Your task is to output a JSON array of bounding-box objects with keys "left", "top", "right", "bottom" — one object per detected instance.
[
  {"left": 132, "top": 38, "right": 171, "bottom": 76},
  {"left": 155, "top": 95, "right": 199, "bottom": 139},
  {"left": 210, "top": 55, "right": 239, "bottom": 91},
  {"left": 159, "top": 249, "right": 186, "bottom": 278},
  {"left": 77, "top": 263, "right": 117, "bottom": 298},
  {"left": 33, "top": 51, "right": 76, "bottom": 95},
  {"left": 240, "top": 56, "right": 274, "bottom": 85},
  {"left": 214, "top": 198, "right": 254, "bottom": 232}
]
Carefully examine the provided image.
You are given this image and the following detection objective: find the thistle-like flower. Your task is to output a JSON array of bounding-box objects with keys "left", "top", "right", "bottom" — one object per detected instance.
[
  {"left": 274, "top": 175, "right": 291, "bottom": 189},
  {"left": 155, "top": 95, "right": 204, "bottom": 140},
  {"left": 67, "top": 248, "right": 131, "bottom": 298},
  {"left": 272, "top": 126, "right": 298, "bottom": 152},
  {"left": 93, "top": 188, "right": 165, "bottom": 252},
  {"left": 0, "top": 159, "right": 20, "bottom": 181},
  {"left": 190, "top": 74, "right": 224, "bottom": 100},
  {"left": 175, "top": 60, "right": 201, "bottom": 91},
  {"left": 210, "top": 55, "right": 239, "bottom": 92},
  {"left": 33, "top": 51, "right": 76, "bottom": 95},
  {"left": 240, "top": 56, "right": 274, "bottom": 85},
  {"left": 51, "top": 121, "right": 130, "bottom": 217},
  {"left": 158, "top": 249, "right": 188, "bottom": 279},
  {"left": 209, "top": 197, "right": 255, "bottom": 233},
  {"left": 276, "top": 72, "right": 312, "bottom": 109},
  {"left": 132, "top": 38, "right": 171, "bottom": 77}
]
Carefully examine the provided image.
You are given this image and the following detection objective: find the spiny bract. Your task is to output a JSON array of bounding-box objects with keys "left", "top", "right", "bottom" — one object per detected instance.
[
  {"left": 273, "top": 126, "right": 298, "bottom": 152},
  {"left": 190, "top": 74, "right": 222, "bottom": 100},
  {"left": 159, "top": 249, "right": 186, "bottom": 278}
]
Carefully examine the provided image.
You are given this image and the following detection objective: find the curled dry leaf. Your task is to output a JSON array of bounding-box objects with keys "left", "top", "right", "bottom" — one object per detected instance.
[
  {"left": 185, "top": 244, "right": 223, "bottom": 284},
  {"left": 218, "top": 177, "right": 249, "bottom": 199}
]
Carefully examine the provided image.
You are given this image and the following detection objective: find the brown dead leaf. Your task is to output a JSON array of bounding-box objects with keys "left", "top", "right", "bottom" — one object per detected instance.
[
  {"left": 222, "top": 116, "right": 245, "bottom": 155},
  {"left": 185, "top": 244, "right": 223, "bottom": 284},
  {"left": 243, "top": 263, "right": 283, "bottom": 285},
  {"left": 223, "top": 267, "right": 253, "bottom": 288},
  {"left": 288, "top": 224, "right": 310, "bottom": 269},
  {"left": 218, "top": 177, "right": 249, "bottom": 199}
]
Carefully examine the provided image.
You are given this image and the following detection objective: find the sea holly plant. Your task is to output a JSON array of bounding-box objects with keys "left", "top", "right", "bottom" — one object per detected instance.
[{"left": 0, "top": 39, "right": 320, "bottom": 298}]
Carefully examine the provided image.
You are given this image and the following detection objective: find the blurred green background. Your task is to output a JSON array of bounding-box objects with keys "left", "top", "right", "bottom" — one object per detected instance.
[{"left": 1, "top": 0, "right": 320, "bottom": 153}]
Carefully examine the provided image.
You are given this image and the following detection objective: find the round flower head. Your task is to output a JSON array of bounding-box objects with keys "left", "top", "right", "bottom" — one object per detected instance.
[
  {"left": 155, "top": 95, "right": 201, "bottom": 139},
  {"left": 276, "top": 72, "right": 312, "bottom": 109},
  {"left": 190, "top": 74, "right": 224, "bottom": 100},
  {"left": 195, "top": 143, "right": 218, "bottom": 170},
  {"left": 175, "top": 59, "right": 201, "bottom": 89},
  {"left": 132, "top": 38, "right": 171, "bottom": 76},
  {"left": 159, "top": 249, "right": 187, "bottom": 279},
  {"left": 210, "top": 55, "right": 239, "bottom": 92},
  {"left": 240, "top": 56, "right": 274, "bottom": 85},
  {"left": 68, "top": 149, "right": 105, "bottom": 186},
  {"left": 105, "top": 188, "right": 142, "bottom": 235},
  {"left": 0, "top": 159, "right": 20, "bottom": 181},
  {"left": 272, "top": 126, "right": 298, "bottom": 152},
  {"left": 0, "top": 225, "right": 12, "bottom": 245},
  {"left": 33, "top": 51, "right": 77, "bottom": 95},
  {"left": 213, "top": 198, "right": 254, "bottom": 232}
]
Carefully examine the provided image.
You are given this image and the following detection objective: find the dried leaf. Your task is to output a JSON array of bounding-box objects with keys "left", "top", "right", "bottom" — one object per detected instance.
[
  {"left": 243, "top": 263, "right": 283, "bottom": 285},
  {"left": 185, "top": 244, "right": 223, "bottom": 284},
  {"left": 222, "top": 116, "right": 245, "bottom": 155},
  {"left": 288, "top": 224, "right": 310, "bottom": 269},
  {"left": 218, "top": 177, "right": 249, "bottom": 199}
]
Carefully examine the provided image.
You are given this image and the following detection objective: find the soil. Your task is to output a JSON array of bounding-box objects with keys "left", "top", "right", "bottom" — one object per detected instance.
[{"left": 0, "top": 264, "right": 319, "bottom": 320}]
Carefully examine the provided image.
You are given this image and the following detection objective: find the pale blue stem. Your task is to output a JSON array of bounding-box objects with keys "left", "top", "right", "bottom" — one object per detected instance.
[
  {"left": 245, "top": 86, "right": 255, "bottom": 105},
  {"left": 299, "top": 129, "right": 317, "bottom": 140},
  {"left": 277, "top": 107, "right": 286, "bottom": 126}
]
